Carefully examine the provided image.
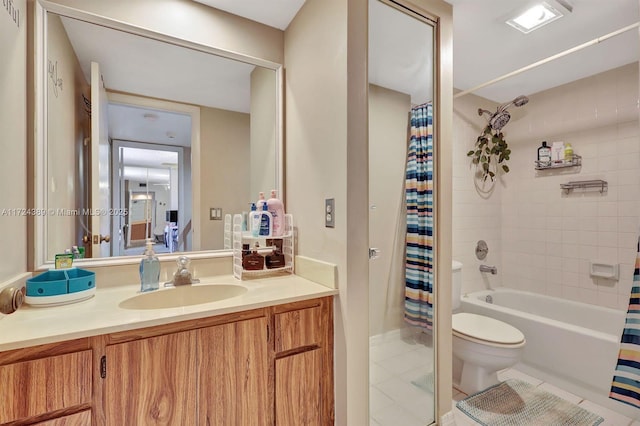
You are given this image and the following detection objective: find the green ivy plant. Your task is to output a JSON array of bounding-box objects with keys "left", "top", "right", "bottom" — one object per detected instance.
[{"left": 467, "top": 124, "right": 511, "bottom": 181}]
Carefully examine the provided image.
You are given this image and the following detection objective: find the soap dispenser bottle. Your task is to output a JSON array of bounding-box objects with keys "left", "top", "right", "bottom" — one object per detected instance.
[
  {"left": 267, "top": 189, "right": 285, "bottom": 237},
  {"left": 139, "top": 239, "right": 160, "bottom": 292}
]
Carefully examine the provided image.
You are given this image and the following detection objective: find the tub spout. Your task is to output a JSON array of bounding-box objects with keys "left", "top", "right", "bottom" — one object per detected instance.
[{"left": 479, "top": 264, "right": 497, "bottom": 275}]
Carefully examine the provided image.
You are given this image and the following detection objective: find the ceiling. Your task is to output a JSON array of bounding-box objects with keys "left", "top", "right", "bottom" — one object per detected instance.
[
  {"left": 192, "top": 0, "right": 639, "bottom": 103},
  {"left": 61, "top": 16, "right": 255, "bottom": 113},
  {"left": 192, "top": 0, "right": 306, "bottom": 30},
  {"left": 369, "top": 0, "right": 434, "bottom": 105},
  {"left": 447, "top": 0, "right": 639, "bottom": 102}
]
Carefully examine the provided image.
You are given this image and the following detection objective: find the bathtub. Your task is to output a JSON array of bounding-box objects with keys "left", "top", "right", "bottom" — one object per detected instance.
[{"left": 460, "top": 287, "right": 631, "bottom": 414}]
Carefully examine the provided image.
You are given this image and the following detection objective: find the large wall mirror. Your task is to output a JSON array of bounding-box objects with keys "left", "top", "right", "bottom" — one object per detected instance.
[{"left": 34, "top": 2, "right": 283, "bottom": 269}]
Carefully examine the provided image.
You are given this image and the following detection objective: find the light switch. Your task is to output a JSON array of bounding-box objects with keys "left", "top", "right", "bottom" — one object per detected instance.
[{"left": 210, "top": 207, "right": 222, "bottom": 220}]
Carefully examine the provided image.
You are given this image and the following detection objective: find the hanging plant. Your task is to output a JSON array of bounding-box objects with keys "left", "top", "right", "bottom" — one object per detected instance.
[{"left": 467, "top": 124, "right": 511, "bottom": 181}]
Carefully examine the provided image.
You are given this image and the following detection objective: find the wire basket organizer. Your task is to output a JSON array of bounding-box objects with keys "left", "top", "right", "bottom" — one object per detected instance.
[{"left": 232, "top": 213, "right": 294, "bottom": 280}]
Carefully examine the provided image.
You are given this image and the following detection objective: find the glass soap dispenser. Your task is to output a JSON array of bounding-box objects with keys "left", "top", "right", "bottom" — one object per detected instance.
[{"left": 140, "top": 239, "right": 160, "bottom": 292}]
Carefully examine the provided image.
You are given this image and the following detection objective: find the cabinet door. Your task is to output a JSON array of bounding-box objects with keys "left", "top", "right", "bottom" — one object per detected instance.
[
  {"left": 103, "top": 331, "right": 197, "bottom": 425},
  {"left": 275, "top": 348, "right": 322, "bottom": 425},
  {"left": 197, "top": 316, "right": 269, "bottom": 426}
]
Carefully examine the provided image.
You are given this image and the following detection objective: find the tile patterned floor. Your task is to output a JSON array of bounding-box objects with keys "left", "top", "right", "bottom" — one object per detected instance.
[
  {"left": 452, "top": 368, "right": 638, "bottom": 426},
  {"left": 370, "top": 331, "right": 640, "bottom": 426},
  {"left": 369, "top": 328, "right": 435, "bottom": 426}
]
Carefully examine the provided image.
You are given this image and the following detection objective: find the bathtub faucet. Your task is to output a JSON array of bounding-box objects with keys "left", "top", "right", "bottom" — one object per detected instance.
[{"left": 479, "top": 264, "right": 497, "bottom": 275}]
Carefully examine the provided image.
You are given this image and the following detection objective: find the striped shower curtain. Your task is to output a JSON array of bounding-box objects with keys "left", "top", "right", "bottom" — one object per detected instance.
[
  {"left": 404, "top": 102, "right": 434, "bottom": 330},
  {"left": 610, "top": 238, "right": 640, "bottom": 408}
]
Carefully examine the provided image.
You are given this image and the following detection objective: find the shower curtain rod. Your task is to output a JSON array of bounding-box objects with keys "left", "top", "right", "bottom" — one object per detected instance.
[{"left": 454, "top": 22, "right": 640, "bottom": 99}]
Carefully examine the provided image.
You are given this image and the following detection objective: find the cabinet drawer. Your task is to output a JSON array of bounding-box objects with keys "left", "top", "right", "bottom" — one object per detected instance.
[
  {"left": 0, "top": 350, "right": 92, "bottom": 423},
  {"left": 275, "top": 305, "right": 321, "bottom": 352}
]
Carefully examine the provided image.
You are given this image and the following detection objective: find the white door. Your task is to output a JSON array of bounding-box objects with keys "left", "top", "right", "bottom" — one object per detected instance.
[{"left": 91, "top": 61, "right": 111, "bottom": 257}]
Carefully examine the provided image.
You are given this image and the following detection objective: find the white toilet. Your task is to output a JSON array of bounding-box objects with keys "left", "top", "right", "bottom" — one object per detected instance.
[{"left": 451, "top": 261, "right": 525, "bottom": 395}]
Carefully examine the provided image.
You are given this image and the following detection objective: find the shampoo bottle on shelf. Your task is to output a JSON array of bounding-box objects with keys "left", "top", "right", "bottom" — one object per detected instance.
[
  {"left": 139, "top": 239, "right": 160, "bottom": 292},
  {"left": 249, "top": 203, "right": 260, "bottom": 237},
  {"left": 564, "top": 143, "right": 574, "bottom": 161},
  {"left": 267, "top": 189, "right": 285, "bottom": 236},
  {"left": 259, "top": 204, "right": 273, "bottom": 237},
  {"left": 537, "top": 141, "right": 551, "bottom": 166}
]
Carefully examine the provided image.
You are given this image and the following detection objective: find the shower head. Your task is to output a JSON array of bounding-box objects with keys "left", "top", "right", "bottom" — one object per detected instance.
[
  {"left": 478, "top": 95, "right": 530, "bottom": 131},
  {"left": 497, "top": 95, "right": 530, "bottom": 113}
]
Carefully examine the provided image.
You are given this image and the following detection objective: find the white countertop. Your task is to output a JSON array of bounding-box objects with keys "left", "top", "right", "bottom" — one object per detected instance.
[{"left": 0, "top": 274, "right": 338, "bottom": 352}]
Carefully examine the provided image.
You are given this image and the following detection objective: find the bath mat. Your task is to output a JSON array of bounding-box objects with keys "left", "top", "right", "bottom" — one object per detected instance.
[
  {"left": 411, "top": 371, "right": 434, "bottom": 393},
  {"left": 456, "top": 379, "right": 604, "bottom": 426}
]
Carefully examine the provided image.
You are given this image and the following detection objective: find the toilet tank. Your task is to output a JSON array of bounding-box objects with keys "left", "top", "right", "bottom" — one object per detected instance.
[{"left": 452, "top": 260, "right": 462, "bottom": 310}]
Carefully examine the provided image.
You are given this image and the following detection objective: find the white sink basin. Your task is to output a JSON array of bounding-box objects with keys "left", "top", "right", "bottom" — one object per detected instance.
[{"left": 119, "top": 284, "right": 247, "bottom": 310}]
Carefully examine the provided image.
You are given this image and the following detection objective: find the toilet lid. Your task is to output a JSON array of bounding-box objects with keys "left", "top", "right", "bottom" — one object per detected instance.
[{"left": 452, "top": 313, "right": 525, "bottom": 345}]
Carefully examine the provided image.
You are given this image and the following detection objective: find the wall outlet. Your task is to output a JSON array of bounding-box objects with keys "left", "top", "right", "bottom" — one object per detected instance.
[{"left": 325, "top": 198, "right": 335, "bottom": 228}]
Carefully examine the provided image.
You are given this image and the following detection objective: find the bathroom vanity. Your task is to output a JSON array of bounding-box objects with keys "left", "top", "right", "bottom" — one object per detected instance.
[{"left": 0, "top": 276, "right": 336, "bottom": 425}]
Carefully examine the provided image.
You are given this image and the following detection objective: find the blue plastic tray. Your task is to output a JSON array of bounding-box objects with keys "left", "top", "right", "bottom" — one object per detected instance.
[{"left": 26, "top": 268, "right": 96, "bottom": 297}]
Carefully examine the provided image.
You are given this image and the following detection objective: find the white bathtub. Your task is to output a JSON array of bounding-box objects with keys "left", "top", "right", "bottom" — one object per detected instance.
[{"left": 460, "top": 287, "right": 632, "bottom": 415}]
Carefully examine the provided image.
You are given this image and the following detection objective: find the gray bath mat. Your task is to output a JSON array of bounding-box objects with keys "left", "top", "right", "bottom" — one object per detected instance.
[
  {"left": 456, "top": 379, "right": 604, "bottom": 426},
  {"left": 411, "top": 371, "right": 434, "bottom": 393}
]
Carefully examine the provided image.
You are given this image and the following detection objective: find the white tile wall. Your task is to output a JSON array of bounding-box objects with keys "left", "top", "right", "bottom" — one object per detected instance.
[{"left": 453, "top": 63, "right": 640, "bottom": 311}]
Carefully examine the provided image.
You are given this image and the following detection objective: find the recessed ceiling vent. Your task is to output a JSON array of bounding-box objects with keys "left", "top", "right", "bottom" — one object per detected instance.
[{"left": 506, "top": 1, "right": 571, "bottom": 34}]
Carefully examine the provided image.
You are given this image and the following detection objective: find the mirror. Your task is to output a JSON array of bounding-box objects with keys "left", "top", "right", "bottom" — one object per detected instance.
[{"left": 36, "top": 6, "right": 282, "bottom": 267}]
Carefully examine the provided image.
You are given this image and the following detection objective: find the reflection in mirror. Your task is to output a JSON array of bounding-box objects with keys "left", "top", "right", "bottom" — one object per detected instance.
[
  {"left": 40, "top": 10, "right": 281, "bottom": 266},
  {"left": 368, "top": 1, "right": 435, "bottom": 425}
]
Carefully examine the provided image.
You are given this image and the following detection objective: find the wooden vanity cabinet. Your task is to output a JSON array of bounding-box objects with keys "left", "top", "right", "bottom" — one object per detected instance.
[{"left": 0, "top": 296, "right": 333, "bottom": 426}]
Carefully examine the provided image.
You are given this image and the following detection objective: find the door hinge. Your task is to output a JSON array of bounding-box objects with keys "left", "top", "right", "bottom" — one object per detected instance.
[
  {"left": 100, "top": 355, "right": 107, "bottom": 378},
  {"left": 266, "top": 323, "right": 270, "bottom": 342}
]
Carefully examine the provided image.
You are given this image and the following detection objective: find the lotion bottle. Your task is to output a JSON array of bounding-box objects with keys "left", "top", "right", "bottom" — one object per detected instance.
[
  {"left": 259, "top": 204, "right": 272, "bottom": 237},
  {"left": 139, "top": 239, "right": 160, "bottom": 292},
  {"left": 267, "top": 189, "right": 285, "bottom": 236},
  {"left": 249, "top": 203, "right": 260, "bottom": 237}
]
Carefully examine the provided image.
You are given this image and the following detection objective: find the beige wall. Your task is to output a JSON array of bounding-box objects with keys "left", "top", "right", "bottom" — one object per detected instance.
[
  {"left": 454, "top": 63, "right": 639, "bottom": 310},
  {"left": 199, "top": 107, "right": 250, "bottom": 250},
  {"left": 502, "top": 63, "right": 639, "bottom": 311},
  {"left": 286, "top": 0, "right": 453, "bottom": 422},
  {"left": 452, "top": 92, "right": 502, "bottom": 294},
  {"left": 45, "top": 13, "right": 89, "bottom": 258},
  {"left": 285, "top": 0, "right": 350, "bottom": 422},
  {"left": 250, "top": 67, "right": 277, "bottom": 198},
  {"left": 46, "top": 0, "right": 283, "bottom": 64},
  {"left": 368, "top": 84, "right": 411, "bottom": 336},
  {"left": 0, "top": 0, "right": 27, "bottom": 283}
]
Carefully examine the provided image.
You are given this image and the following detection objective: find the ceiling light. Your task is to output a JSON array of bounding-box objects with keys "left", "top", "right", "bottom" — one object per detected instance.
[{"left": 506, "top": 2, "right": 564, "bottom": 34}]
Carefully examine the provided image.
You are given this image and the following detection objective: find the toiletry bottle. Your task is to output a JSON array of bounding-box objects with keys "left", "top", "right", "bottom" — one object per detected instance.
[
  {"left": 267, "top": 189, "right": 285, "bottom": 237},
  {"left": 242, "top": 242, "right": 265, "bottom": 270},
  {"left": 249, "top": 203, "right": 260, "bottom": 237},
  {"left": 265, "top": 243, "right": 286, "bottom": 269},
  {"left": 256, "top": 192, "right": 266, "bottom": 212},
  {"left": 564, "top": 143, "right": 573, "bottom": 162},
  {"left": 139, "top": 239, "right": 160, "bottom": 292},
  {"left": 537, "top": 141, "right": 551, "bottom": 166},
  {"left": 259, "top": 204, "right": 273, "bottom": 237}
]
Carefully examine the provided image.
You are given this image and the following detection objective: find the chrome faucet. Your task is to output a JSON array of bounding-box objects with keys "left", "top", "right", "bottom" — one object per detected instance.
[
  {"left": 165, "top": 256, "right": 200, "bottom": 287},
  {"left": 479, "top": 264, "right": 497, "bottom": 275}
]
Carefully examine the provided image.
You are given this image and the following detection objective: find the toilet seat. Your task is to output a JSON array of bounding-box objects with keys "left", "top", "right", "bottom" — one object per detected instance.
[{"left": 453, "top": 313, "right": 525, "bottom": 348}]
